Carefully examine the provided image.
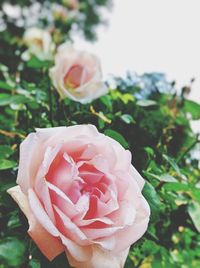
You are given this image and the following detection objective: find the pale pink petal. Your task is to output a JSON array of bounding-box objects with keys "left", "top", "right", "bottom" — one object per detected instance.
[
  {"left": 82, "top": 225, "right": 123, "bottom": 240},
  {"left": 54, "top": 205, "right": 88, "bottom": 245},
  {"left": 113, "top": 217, "right": 149, "bottom": 253},
  {"left": 112, "top": 197, "right": 150, "bottom": 253},
  {"left": 17, "top": 133, "right": 41, "bottom": 193},
  {"left": 114, "top": 172, "right": 129, "bottom": 201},
  {"left": 60, "top": 235, "right": 92, "bottom": 262},
  {"left": 7, "top": 186, "right": 64, "bottom": 260},
  {"left": 79, "top": 144, "right": 98, "bottom": 160},
  {"left": 47, "top": 182, "right": 78, "bottom": 218},
  {"left": 78, "top": 162, "right": 104, "bottom": 184},
  {"left": 74, "top": 194, "right": 90, "bottom": 219},
  {"left": 46, "top": 152, "right": 77, "bottom": 194},
  {"left": 93, "top": 236, "right": 116, "bottom": 250},
  {"left": 34, "top": 145, "right": 63, "bottom": 222},
  {"left": 109, "top": 201, "right": 136, "bottom": 227},
  {"left": 28, "top": 189, "right": 59, "bottom": 236},
  {"left": 35, "top": 177, "right": 55, "bottom": 223},
  {"left": 129, "top": 165, "right": 145, "bottom": 190},
  {"left": 89, "top": 155, "right": 110, "bottom": 173},
  {"left": 104, "top": 136, "right": 132, "bottom": 171},
  {"left": 84, "top": 191, "right": 119, "bottom": 220},
  {"left": 67, "top": 245, "right": 129, "bottom": 268},
  {"left": 75, "top": 216, "right": 113, "bottom": 227},
  {"left": 37, "top": 125, "right": 99, "bottom": 147}
]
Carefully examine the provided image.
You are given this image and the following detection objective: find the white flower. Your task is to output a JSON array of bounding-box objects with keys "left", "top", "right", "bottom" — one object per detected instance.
[
  {"left": 23, "top": 27, "right": 54, "bottom": 60},
  {"left": 50, "top": 43, "right": 107, "bottom": 104}
]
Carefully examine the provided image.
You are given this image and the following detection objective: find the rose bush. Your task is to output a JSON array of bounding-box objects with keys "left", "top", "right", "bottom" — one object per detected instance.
[
  {"left": 8, "top": 124, "right": 150, "bottom": 268},
  {"left": 50, "top": 44, "right": 107, "bottom": 103}
]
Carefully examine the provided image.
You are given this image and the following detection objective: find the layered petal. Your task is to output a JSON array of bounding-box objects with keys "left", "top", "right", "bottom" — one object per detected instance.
[
  {"left": 7, "top": 186, "right": 64, "bottom": 260},
  {"left": 67, "top": 246, "right": 129, "bottom": 268}
]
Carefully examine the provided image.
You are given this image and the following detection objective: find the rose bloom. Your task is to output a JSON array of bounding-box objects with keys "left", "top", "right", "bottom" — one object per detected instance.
[
  {"left": 50, "top": 44, "right": 107, "bottom": 104},
  {"left": 23, "top": 27, "right": 54, "bottom": 59},
  {"left": 63, "top": 0, "right": 79, "bottom": 10},
  {"left": 8, "top": 125, "right": 150, "bottom": 268}
]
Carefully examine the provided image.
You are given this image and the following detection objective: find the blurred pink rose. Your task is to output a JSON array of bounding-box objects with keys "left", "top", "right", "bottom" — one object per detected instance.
[
  {"left": 8, "top": 125, "right": 150, "bottom": 268},
  {"left": 50, "top": 44, "right": 107, "bottom": 104},
  {"left": 23, "top": 28, "right": 54, "bottom": 59},
  {"left": 63, "top": 0, "right": 79, "bottom": 10}
]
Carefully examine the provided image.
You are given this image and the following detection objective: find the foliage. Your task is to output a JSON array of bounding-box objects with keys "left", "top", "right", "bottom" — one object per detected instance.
[
  {"left": 0, "top": 1, "right": 200, "bottom": 268},
  {"left": 0, "top": 62, "right": 199, "bottom": 267},
  {"left": 0, "top": 0, "right": 112, "bottom": 71}
]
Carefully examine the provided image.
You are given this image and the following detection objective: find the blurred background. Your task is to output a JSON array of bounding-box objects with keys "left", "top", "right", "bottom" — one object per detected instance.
[
  {"left": 0, "top": 1, "right": 200, "bottom": 268},
  {"left": 74, "top": 0, "right": 200, "bottom": 104}
]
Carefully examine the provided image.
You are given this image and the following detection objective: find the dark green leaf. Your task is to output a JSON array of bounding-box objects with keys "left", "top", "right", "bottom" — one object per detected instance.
[
  {"left": 142, "top": 181, "right": 161, "bottom": 220},
  {"left": 104, "top": 129, "right": 129, "bottom": 148},
  {"left": 0, "top": 145, "right": 14, "bottom": 159},
  {"left": 163, "top": 154, "right": 181, "bottom": 175},
  {"left": 29, "top": 259, "right": 41, "bottom": 268},
  {"left": 27, "top": 56, "right": 51, "bottom": 69},
  {"left": 0, "top": 159, "right": 17, "bottom": 170},
  {"left": 184, "top": 100, "right": 200, "bottom": 120},
  {"left": 0, "top": 80, "right": 14, "bottom": 91},
  {"left": 0, "top": 237, "right": 26, "bottom": 267},
  {"left": 0, "top": 93, "right": 11, "bottom": 106}
]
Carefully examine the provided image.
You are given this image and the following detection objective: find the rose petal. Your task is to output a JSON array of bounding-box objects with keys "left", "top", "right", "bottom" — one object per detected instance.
[
  {"left": 54, "top": 205, "right": 88, "bottom": 245},
  {"left": 17, "top": 133, "right": 40, "bottom": 193},
  {"left": 129, "top": 165, "right": 145, "bottom": 190},
  {"left": 28, "top": 189, "right": 59, "bottom": 236},
  {"left": 109, "top": 201, "right": 136, "bottom": 227},
  {"left": 7, "top": 186, "right": 64, "bottom": 261},
  {"left": 47, "top": 182, "right": 78, "bottom": 218},
  {"left": 60, "top": 235, "right": 92, "bottom": 262},
  {"left": 112, "top": 196, "right": 150, "bottom": 253},
  {"left": 67, "top": 245, "right": 129, "bottom": 268}
]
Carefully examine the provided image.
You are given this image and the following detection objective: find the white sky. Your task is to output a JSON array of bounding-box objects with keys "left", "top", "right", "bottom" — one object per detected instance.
[{"left": 74, "top": 0, "right": 200, "bottom": 104}]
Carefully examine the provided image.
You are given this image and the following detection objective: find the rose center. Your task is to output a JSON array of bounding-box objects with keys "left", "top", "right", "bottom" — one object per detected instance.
[
  {"left": 32, "top": 38, "right": 44, "bottom": 49},
  {"left": 64, "top": 65, "right": 90, "bottom": 89}
]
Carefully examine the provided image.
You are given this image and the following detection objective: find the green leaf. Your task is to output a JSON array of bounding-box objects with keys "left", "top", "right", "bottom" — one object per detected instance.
[
  {"left": 0, "top": 94, "right": 11, "bottom": 106},
  {"left": 120, "top": 93, "right": 134, "bottom": 104},
  {"left": 145, "top": 171, "right": 177, "bottom": 182},
  {"left": 29, "top": 259, "right": 41, "bottom": 268},
  {"left": 0, "top": 145, "right": 14, "bottom": 159},
  {"left": 0, "top": 237, "right": 26, "bottom": 267},
  {"left": 104, "top": 129, "right": 129, "bottom": 149},
  {"left": 163, "top": 154, "right": 181, "bottom": 175},
  {"left": 0, "top": 94, "right": 30, "bottom": 106},
  {"left": 0, "top": 80, "right": 14, "bottom": 91},
  {"left": 27, "top": 56, "right": 51, "bottom": 69},
  {"left": 0, "top": 159, "right": 17, "bottom": 170},
  {"left": 137, "top": 100, "right": 157, "bottom": 107},
  {"left": 160, "top": 173, "right": 178, "bottom": 182},
  {"left": 163, "top": 182, "right": 189, "bottom": 192},
  {"left": 188, "top": 201, "right": 200, "bottom": 232},
  {"left": 100, "top": 95, "right": 112, "bottom": 109},
  {"left": 142, "top": 181, "right": 161, "bottom": 220},
  {"left": 121, "top": 114, "right": 135, "bottom": 124},
  {"left": 144, "top": 147, "right": 154, "bottom": 158},
  {"left": 184, "top": 99, "right": 200, "bottom": 120}
]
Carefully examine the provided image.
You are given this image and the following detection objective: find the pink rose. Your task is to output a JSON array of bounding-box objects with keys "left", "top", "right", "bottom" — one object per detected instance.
[
  {"left": 8, "top": 125, "right": 150, "bottom": 268},
  {"left": 23, "top": 28, "right": 54, "bottom": 60},
  {"left": 63, "top": 0, "right": 79, "bottom": 10},
  {"left": 50, "top": 44, "right": 107, "bottom": 104}
]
